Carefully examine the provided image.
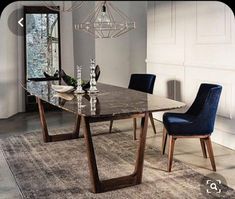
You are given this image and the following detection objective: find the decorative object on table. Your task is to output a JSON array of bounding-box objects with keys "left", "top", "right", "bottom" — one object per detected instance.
[
  {"left": 60, "top": 65, "right": 100, "bottom": 91},
  {"left": 43, "top": 70, "right": 59, "bottom": 78},
  {"left": 43, "top": 1, "right": 84, "bottom": 12},
  {"left": 60, "top": 69, "right": 84, "bottom": 89},
  {"left": 74, "top": 65, "right": 85, "bottom": 94},
  {"left": 83, "top": 65, "right": 100, "bottom": 89},
  {"left": 88, "top": 59, "right": 99, "bottom": 93},
  {"left": 95, "top": 65, "right": 101, "bottom": 81},
  {"left": 51, "top": 84, "right": 75, "bottom": 93},
  {"left": 75, "top": 1, "right": 136, "bottom": 38},
  {"left": 53, "top": 70, "right": 59, "bottom": 78},
  {"left": 79, "top": 65, "right": 101, "bottom": 91},
  {"left": 162, "top": 83, "right": 222, "bottom": 172},
  {"left": 60, "top": 70, "right": 78, "bottom": 88},
  {"left": 43, "top": 71, "right": 53, "bottom": 78}
]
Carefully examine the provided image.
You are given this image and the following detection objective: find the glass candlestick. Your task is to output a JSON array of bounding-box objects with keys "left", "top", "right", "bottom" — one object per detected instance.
[
  {"left": 74, "top": 65, "right": 85, "bottom": 94},
  {"left": 88, "top": 59, "right": 99, "bottom": 93}
]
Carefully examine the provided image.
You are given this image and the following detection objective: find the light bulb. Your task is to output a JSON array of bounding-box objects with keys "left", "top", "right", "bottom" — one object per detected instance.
[{"left": 97, "top": 4, "right": 110, "bottom": 23}]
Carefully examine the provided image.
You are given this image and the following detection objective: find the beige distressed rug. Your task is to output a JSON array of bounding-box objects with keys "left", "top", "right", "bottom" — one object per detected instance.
[{"left": 1, "top": 123, "right": 235, "bottom": 199}]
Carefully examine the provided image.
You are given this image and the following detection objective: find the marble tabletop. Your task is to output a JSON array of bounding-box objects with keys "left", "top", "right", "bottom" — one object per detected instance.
[{"left": 25, "top": 81, "right": 185, "bottom": 118}]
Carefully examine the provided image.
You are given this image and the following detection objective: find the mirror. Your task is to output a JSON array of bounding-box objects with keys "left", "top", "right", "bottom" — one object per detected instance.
[
  {"left": 24, "top": 6, "right": 61, "bottom": 111},
  {"left": 24, "top": 6, "right": 61, "bottom": 81}
]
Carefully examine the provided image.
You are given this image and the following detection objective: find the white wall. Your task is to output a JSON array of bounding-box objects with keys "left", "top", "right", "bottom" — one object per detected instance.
[
  {"left": 72, "top": 1, "right": 95, "bottom": 81},
  {"left": 0, "top": 3, "right": 19, "bottom": 118},
  {"left": 0, "top": 1, "right": 74, "bottom": 118},
  {"left": 129, "top": 1, "right": 147, "bottom": 75},
  {"left": 59, "top": 2, "right": 74, "bottom": 77},
  {"left": 147, "top": 1, "right": 235, "bottom": 149},
  {"left": 96, "top": 1, "right": 147, "bottom": 87}
]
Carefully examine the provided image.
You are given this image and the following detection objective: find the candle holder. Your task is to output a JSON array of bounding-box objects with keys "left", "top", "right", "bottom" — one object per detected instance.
[
  {"left": 88, "top": 59, "right": 99, "bottom": 93},
  {"left": 74, "top": 65, "right": 85, "bottom": 94}
]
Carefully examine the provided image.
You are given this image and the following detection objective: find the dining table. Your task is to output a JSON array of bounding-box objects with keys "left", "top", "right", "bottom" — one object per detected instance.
[{"left": 24, "top": 80, "right": 185, "bottom": 193}]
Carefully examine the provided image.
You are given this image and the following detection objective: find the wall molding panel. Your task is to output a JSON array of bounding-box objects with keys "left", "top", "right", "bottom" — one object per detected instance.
[
  {"left": 184, "top": 1, "right": 235, "bottom": 69},
  {"left": 153, "top": 1, "right": 176, "bottom": 44},
  {"left": 147, "top": 1, "right": 185, "bottom": 66},
  {"left": 196, "top": 2, "right": 231, "bottom": 44}
]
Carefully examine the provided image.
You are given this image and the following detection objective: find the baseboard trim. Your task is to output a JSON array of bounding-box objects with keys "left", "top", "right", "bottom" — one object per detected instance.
[{"left": 211, "top": 129, "right": 235, "bottom": 150}]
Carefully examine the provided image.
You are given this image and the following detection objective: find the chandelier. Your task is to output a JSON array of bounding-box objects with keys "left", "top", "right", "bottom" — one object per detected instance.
[
  {"left": 74, "top": 1, "right": 136, "bottom": 38},
  {"left": 43, "top": 1, "right": 84, "bottom": 12}
]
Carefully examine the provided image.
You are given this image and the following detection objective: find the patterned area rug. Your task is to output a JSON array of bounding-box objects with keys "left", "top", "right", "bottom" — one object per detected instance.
[{"left": 0, "top": 123, "right": 235, "bottom": 199}]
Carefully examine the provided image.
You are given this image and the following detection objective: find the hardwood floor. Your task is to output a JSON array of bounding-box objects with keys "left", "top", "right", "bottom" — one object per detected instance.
[{"left": 0, "top": 111, "right": 235, "bottom": 198}]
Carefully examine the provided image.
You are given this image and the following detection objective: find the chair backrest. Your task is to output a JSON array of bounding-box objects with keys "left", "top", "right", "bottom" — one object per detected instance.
[
  {"left": 128, "top": 74, "right": 156, "bottom": 94},
  {"left": 186, "top": 83, "right": 222, "bottom": 132}
]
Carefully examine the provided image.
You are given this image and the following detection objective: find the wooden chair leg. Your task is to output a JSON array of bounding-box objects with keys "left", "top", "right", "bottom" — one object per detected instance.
[
  {"left": 167, "top": 136, "right": 176, "bottom": 172},
  {"left": 162, "top": 127, "right": 167, "bottom": 155},
  {"left": 204, "top": 137, "right": 216, "bottom": 171},
  {"left": 149, "top": 113, "right": 157, "bottom": 134},
  {"left": 109, "top": 120, "right": 113, "bottom": 133},
  {"left": 133, "top": 118, "right": 137, "bottom": 140},
  {"left": 200, "top": 138, "right": 207, "bottom": 158}
]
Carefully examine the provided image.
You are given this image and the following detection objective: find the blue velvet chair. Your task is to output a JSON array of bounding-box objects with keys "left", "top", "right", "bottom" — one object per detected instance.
[
  {"left": 109, "top": 74, "right": 156, "bottom": 140},
  {"left": 162, "top": 83, "right": 222, "bottom": 172}
]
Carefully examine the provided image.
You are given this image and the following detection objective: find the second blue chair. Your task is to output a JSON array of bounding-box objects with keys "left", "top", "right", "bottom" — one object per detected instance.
[
  {"left": 162, "top": 83, "right": 222, "bottom": 172},
  {"left": 109, "top": 74, "right": 156, "bottom": 140}
]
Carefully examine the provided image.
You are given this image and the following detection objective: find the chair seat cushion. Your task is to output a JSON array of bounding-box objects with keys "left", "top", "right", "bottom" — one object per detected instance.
[{"left": 163, "top": 112, "right": 210, "bottom": 136}]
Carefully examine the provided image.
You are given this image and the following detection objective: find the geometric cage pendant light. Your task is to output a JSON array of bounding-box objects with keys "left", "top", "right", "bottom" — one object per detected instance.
[{"left": 74, "top": 1, "right": 136, "bottom": 38}]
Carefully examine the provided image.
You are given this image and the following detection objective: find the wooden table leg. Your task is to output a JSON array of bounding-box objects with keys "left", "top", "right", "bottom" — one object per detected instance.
[
  {"left": 37, "top": 97, "right": 81, "bottom": 142},
  {"left": 82, "top": 116, "right": 101, "bottom": 193},
  {"left": 37, "top": 97, "right": 50, "bottom": 142},
  {"left": 73, "top": 114, "right": 81, "bottom": 136},
  {"left": 134, "top": 112, "right": 149, "bottom": 183},
  {"left": 82, "top": 112, "right": 149, "bottom": 193}
]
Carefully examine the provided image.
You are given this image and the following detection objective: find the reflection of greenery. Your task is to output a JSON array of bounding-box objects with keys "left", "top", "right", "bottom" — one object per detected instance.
[
  {"left": 26, "top": 14, "right": 59, "bottom": 79},
  {"left": 54, "top": 93, "right": 74, "bottom": 101},
  {"left": 61, "top": 69, "right": 89, "bottom": 88}
]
